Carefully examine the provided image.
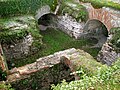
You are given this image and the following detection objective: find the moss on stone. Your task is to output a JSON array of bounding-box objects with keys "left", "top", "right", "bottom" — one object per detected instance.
[
  {"left": 0, "top": 15, "right": 42, "bottom": 45},
  {"left": 79, "top": 0, "right": 120, "bottom": 10},
  {"left": 69, "top": 49, "right": 104, "bottom": 76}
]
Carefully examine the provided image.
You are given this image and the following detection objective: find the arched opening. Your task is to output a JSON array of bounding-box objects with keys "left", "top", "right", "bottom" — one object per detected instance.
[
  {"left": 83, "top": 19, "right": 108, "bottom": 47},
  {"left": 38, "top": 13, "right": 58, "bottom": 26},
  {"left": 83, "top": 19, "right": 108, "bottom": 36}
]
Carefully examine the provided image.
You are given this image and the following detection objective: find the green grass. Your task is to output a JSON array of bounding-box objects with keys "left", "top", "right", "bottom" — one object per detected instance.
[
  {"left": 79, "top": 0, "right": 120, "bottom": 10},
  {"left": 13, "top": 28, "right": 100, "bottom": 67}
]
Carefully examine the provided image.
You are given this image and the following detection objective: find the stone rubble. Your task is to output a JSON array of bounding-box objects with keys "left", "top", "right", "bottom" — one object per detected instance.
[{"left": 21, "top": 34, "right": 33, "bottom": 55}]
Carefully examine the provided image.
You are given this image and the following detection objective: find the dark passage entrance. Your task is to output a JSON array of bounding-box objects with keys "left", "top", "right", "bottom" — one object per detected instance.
[
  {"left": 83, "top": 19, "right": 108, "bottom": 47},
  {"left": 38, "top": 13, "right": 57, "bottom": 26}
]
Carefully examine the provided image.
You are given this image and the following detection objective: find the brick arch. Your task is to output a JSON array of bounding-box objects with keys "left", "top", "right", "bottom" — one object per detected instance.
[
  {"left": 81, "top": 3, "right": 116, "bottom": 31},
  {"left": 87, "top": 8, "right": 112, "bottom": 31}
]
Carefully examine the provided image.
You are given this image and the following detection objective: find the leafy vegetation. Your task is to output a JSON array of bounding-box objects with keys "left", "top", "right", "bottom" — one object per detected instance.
[
  {"left": 14, "top": 28, "right": 99, "bottom": 67},
  {"left": 60, "top": 0, "right": 88, "bottom": 21},
  {"left": 51, "top": 58, "right": 120, "bottom": 90},
  {"left": 109, "top": 28, "right": 120, "bottom": 52},
  {"left": 0, "top": 16, "right": 42, "bottom": 44},
  {"left": 0, "top": 67, "right": 7, "bottom": 81},
  {"left": 79, "top": 0, "right": 120, "bottom": 10},
  {"left": 0, "top": 83, "right": 14, "bottom": 90},
  {"left": 0, "top": 0, "right": 57, "bottom": 17}
]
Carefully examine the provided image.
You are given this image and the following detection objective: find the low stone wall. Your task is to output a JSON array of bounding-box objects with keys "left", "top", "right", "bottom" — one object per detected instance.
[
  {"left": 97, "top": 28, "right": 120, "bottom": 65},
  {"left": 11, "top": 62, "right": 75, "bottom": 90}
]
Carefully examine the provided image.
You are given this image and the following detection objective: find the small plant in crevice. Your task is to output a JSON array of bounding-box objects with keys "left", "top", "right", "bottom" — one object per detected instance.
[{"left": 0, "top": 67, "right": 7, "bottom": 81}]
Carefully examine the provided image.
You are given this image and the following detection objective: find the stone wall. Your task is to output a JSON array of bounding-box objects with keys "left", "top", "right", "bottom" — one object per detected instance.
[
  {"left": 3, "top": 34, "right": 33, "bottom": 61},
  {"left": 7, "top": 48, "right": 77, "bottom": 82},
  {"left": 97, "top": 28, "right": 120, "bottom": 65},
  {"left": 0, "top": 15, "right": 43, "bottom": 69},
  {"left": 6, "top": 48, "right": 104, "bottom": 89},
  {"left": 97, "top": 42, "right": 119, "bottom": 65},
  {"left": 11, "top": 62, "right": 75, "bottom": 90},
  {"left": 57, "top": 14, "right": 85, "bottom": 39}
]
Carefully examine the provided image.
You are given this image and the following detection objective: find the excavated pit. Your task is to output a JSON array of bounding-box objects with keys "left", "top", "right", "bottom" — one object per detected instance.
[{"left": 11, "top": 61, "right": 75, "bottom": 90}]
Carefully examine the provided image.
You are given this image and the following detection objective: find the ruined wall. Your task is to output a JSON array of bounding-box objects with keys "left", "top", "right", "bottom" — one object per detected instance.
[
  {"left": 3, "top": 34, "right": 33, "bottom": 60},
  {"left": 6, "top": 48, "right": 104, "bottom": 89},
  {"left": 97, "top": 28, "right": 120, "bottom": 65},
  {"left": 0, "top": 15, "right": 43, "bottom": 69}
]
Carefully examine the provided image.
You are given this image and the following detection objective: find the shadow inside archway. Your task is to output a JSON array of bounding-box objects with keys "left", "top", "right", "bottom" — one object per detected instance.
[{"left": 83, "top": 19, "right": 108, "bottom": 47}]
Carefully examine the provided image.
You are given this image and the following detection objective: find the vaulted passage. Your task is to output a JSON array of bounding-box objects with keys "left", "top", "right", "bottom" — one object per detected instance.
[
  {"left": 84, "top": 19, "right": 108, "bottom": 36},
  {"left": 38, "top": 13, "right": 57, "bottom": 26},
  {"left": 83, "top": 19, "right": 108, "bottom": 47}
]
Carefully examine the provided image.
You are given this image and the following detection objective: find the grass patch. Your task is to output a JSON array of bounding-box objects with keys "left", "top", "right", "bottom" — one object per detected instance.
[
  {"left": 83, "top": 47, "right": 101, "bottom": 58},
  {"left": 51, "top": 58, "right": 120, "bottom": 90},
  {"left": 79, "top": 0, "right": 120, "bottom": 10},
  {"left": 14, "top": 28, "right": 100, "bottom": 67}
]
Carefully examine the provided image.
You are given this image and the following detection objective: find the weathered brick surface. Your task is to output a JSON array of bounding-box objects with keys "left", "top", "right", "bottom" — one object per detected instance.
[{"left": 82, "top": 3, "right": 120, "bottom": 30}]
